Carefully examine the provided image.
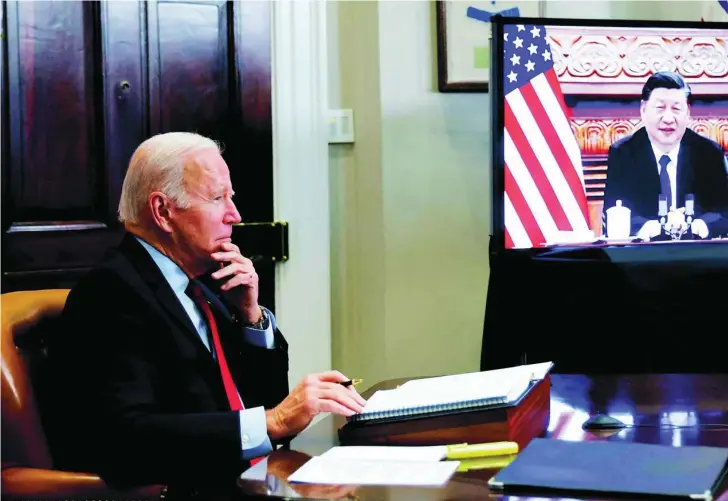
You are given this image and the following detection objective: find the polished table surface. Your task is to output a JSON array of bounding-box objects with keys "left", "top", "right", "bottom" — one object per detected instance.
[{"left": 237, "top": 374, "right": 728, "bottom": 501}]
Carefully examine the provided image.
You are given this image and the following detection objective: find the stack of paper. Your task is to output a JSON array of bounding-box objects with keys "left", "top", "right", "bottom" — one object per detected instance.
[{"left": 286, "top": 446, "right": 458, "bottom": 486}]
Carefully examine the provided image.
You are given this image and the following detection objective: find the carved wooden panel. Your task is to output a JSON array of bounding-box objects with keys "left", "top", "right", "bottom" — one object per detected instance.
[
  {"left": 148, "top": 0, "right": 229, "bottom": 137},
  {"left": 547, "top": 26, "right": 728, "bottom": 95},
  {"left": 571, "top": 119, "right": 728, "bottom": 156},
  {"left": 4, "top": 1, "right": 106, "bottom": 225},
  {"left": 1, "top": 1, "right": 127, "bottom": 290}
]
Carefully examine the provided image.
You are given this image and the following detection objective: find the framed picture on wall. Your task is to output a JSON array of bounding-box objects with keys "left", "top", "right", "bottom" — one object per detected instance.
[{"left": 436, "top": 0, "right": 545, "bottom": 92}]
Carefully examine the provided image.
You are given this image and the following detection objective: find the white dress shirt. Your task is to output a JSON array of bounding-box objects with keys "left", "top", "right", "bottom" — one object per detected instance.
[{"left": 136, "top": 237, "right": 275, "bottom": 460}]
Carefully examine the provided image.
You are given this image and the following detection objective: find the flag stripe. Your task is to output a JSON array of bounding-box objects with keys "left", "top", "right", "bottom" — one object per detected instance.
[
  {"left": 545, "top": 70, "right": 571, "bottom": 120},
  {"left": 506, "top": 93, "right": 574, "bottom": 231},
  {"left": 504, "top": 130, "right": 560, "bottom": 240},
  {"left": 533, "top": 74, "right": 588, "bottom": 188},
  {"left": 504, "top": 191, "right": 532, "bottom": 248},
  {"left": 521, "top": 77, "right": 590, "bottom": 227},
  {"left": 505, "top": 164, "right": 543, "bottom": 246},
  {"left": 505, "top": 228, "right": 515, "bottom": 249}
]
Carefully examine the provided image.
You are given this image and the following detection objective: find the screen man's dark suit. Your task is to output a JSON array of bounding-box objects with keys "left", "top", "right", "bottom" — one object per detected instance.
[
  {"left": 603, "top": 127, "right": 728, "bottom": 236},
  {"left": 45, "top": 234, "right": 289, "bottom": 486}
]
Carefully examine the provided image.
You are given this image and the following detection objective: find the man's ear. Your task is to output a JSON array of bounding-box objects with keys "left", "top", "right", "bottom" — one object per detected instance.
[
  {"left": 639, "top": 100, "right": 647, "bottom": 121},
  {"left": 149, "top": 192, "right": 174, "bottom": 233}
]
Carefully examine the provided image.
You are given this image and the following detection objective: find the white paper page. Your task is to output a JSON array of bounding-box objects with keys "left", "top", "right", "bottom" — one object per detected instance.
[
  {"left": 398, "top": 361, "right": 553, "bottom": 391},
  {"left": 287, "top": 456, "right": 459, "bottom": 486},
  {"left": 359, "top": 378, "right": 510, "bottom": 414},
  {"left": 319, "top": 445, "right": 447, "bottom": 462}
]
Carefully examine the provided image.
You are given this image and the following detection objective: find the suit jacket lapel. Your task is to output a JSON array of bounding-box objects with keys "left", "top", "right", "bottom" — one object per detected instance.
[
  {"left": 676, "top": 134, "right": 694, "bottom": 209},
  {"left": 196, "top": 279, "right": 246, "bottom": 358},
  {"left": 197, "top": 278, "right": 235, "bottom": 322},
  {"left": 117, "top": 235, "right": 221, "bottom": 370},
  {"left": 635, "top": 129, "right": 661, "bottom": 202}
]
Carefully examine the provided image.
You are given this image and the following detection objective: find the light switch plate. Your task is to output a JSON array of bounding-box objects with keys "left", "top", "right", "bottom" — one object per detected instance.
[{"left": 328, "top": 109, "right": 355, "bottom": 144}]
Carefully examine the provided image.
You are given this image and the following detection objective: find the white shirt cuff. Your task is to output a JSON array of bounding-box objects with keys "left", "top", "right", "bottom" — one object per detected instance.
[{"left": 239, "top": 406, "right": 273, "bottom": 460}]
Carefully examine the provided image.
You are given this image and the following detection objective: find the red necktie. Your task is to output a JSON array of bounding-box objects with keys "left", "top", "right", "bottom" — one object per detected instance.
[
  {"left": 187, "top": 281, "right": 244, "bottom": 411},
  {"left": 187, "top": 281, "right": 265, "bottom": 466}
]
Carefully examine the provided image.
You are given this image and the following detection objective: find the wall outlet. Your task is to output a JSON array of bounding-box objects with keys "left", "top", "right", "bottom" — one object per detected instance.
[{"left": 328, "top": 109, "right": 355, "bottom": 144}]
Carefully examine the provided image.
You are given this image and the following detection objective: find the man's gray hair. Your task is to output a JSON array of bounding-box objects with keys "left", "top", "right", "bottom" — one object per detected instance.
[{"left": 118, "top": 132, "right": 221, "bottom": 224}]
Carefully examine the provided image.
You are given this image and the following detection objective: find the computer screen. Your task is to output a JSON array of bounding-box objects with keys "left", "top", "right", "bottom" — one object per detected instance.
[{"left": 490, "top": 17, "right": 728, "bottom": 251}]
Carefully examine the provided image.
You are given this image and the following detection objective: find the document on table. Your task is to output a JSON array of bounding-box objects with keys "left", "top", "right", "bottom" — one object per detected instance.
[
  {"left": 319, "top": 445, "right": 448, "bottom": 462},
  {"left": 287, "top": 446, "right": 459, "bottom": 486}
]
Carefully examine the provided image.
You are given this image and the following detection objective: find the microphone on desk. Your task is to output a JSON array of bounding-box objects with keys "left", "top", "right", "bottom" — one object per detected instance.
[
  {"left": 685, "top": 193, "right": 695, "bottom": 236},
  {"left": 684, "top": 193, "right": 703, "bottom": 240},
  {"left": 658, "top": 194, "right": 667, "bottom": 226},
  {"left": 656, "top": 194, "right": 669, "bottom": 240},
  {"left": 685, "top": 194, "right": 694, "bottom": 218}
]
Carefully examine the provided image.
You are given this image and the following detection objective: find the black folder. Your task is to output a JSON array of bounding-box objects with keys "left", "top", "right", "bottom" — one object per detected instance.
[{"left": 488, "top": 438, "right": 728, "bottom": 500}]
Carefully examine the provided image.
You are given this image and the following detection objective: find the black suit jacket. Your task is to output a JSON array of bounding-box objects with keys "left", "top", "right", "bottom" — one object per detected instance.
[
  {"left": 45, "top": 234, "right": 289, "bottom": 486},
  {"left": 603, "top": 127, "right": 728, "bottom": 236}
]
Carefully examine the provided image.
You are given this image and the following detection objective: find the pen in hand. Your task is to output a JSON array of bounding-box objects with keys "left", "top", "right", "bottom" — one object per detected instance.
[{"left": 340, "top": 378, "right": 363, "bottom": 388}]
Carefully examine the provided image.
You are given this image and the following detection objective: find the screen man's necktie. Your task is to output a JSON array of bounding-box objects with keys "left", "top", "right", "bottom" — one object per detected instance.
[{"left": 659, "top": 154, "right": 672, "bottom": 210}]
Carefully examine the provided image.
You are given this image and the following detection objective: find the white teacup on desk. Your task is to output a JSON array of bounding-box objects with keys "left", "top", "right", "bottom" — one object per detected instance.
[{"left": 606, "top": 200, "right": 631, "bottom": 239}]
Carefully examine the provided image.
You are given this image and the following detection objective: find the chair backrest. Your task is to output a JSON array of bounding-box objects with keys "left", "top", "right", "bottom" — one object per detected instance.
[{"left": 1, "top": 289, "right": 70, "bottom": 470}]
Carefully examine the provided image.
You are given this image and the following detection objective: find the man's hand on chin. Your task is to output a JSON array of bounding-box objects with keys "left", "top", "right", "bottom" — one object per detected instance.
[
  {"left": 265, "top": 371, "right": 367, "bottom": 440},
  {"left": 209, "top": 242, "right": 263, "bottom": 322}
]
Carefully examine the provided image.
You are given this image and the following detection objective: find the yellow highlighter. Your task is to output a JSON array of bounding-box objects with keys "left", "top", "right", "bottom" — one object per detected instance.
[
  {"left": 445, "top": 441, "right": 519, "bottom": 460},
  {"left": 455, "top": 454, "right": 517, "bottom": 472}
]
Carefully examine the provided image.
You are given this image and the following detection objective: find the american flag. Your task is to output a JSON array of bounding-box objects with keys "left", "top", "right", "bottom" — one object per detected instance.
[{"left": 502, "top": 23, "right": 590, "bottom": 249}]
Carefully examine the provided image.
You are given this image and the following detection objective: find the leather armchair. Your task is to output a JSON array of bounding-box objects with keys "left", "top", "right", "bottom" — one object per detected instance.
[{"left": 1, "top": 289, "right": 166, "bottom": 500}]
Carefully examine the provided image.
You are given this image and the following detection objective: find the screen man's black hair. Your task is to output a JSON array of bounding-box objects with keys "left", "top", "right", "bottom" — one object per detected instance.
[{"left": 641, "top": 71, "right": 692, "bottom": 103}]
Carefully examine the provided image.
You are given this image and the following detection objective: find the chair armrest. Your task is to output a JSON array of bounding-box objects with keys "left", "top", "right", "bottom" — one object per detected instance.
[{"left": 1, "top": 466, "right": 166, "bottom": 500}]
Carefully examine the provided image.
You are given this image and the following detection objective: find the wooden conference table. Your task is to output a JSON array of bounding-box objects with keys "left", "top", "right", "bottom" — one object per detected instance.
[{"left": 237, "top": 374, "right": 728, "bottom": 501}]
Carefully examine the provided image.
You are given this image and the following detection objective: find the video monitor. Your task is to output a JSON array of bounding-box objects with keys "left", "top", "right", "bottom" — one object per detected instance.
[{"left": 489, "top": 17, "right": 728, "bottom": 250}]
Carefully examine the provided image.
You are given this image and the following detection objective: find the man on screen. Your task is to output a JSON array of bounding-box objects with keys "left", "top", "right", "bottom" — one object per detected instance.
[{"left": 602, "top": 71, "right": 728, "bottom": 240}]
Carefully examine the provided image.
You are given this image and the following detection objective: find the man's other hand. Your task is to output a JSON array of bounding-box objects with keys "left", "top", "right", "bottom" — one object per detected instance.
[
  {"left": 265, "top": 370, "right": 367, "bottom": 440},
  {"left": 636, "top": 220, "right": 662, "bottom": 241},
  {"left": 691, "top": 218, "right": 709, "bottom": 238}
]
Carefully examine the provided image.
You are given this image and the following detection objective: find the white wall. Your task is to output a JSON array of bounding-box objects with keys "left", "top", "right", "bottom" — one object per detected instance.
[
  {"left": 327, "top": 1, "right": 388, "bottom": 386},
  {"left": 377, "top": 1, "right": 491, "bottom": 379},
  {"left": 328, "top": 0, "right": 490, "bottom": 385}
]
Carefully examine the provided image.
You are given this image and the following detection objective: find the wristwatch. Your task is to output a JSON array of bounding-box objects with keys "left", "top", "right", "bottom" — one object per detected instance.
[{"left": 245, "top": 307, "right": 267, "bottom": 329}]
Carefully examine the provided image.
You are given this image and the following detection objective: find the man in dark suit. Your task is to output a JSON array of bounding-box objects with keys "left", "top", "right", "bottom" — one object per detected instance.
[
  {"left": 603, "top": 71, "right": 728, "bottom": 239},
  {"left": 47, "top": 132, "right": 365, "bottom": 487}
]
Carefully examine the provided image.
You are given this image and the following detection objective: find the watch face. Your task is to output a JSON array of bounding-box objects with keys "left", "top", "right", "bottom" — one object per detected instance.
[{"left": 252, "top": 309, "right": 266, "bottom": 328}]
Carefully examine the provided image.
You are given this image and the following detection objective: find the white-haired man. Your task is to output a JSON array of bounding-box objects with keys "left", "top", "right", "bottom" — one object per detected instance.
[{"left": 48, "top": 132, "right": 365, "bottom": 486}]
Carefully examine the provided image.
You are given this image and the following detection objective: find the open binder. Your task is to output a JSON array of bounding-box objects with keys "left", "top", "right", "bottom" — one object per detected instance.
[
  {"left": 348, "top": 362, "right": 553, "bottom": 424},
  {"left": 338, "top": 362, "right": 553, "bottom": 448}
]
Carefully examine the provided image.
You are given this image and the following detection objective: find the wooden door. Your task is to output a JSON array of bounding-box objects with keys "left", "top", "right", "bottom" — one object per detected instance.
[
  {"left": 1, "top": 1, "right": 125, "bottom": 290},
  {"left": 1, "top": 0, "right": 279, "bottom": 310}
]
